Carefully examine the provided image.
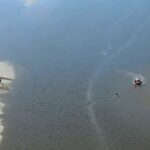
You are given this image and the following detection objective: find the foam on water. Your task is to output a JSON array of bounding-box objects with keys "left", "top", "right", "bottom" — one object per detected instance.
[
  {"left": 0, "top": 103, "right": 5, "bottom": 115},
  {"left": 127, "top": 71, "right": 146, "bottom": 85},
  {"left": 86, "top": 26, "right": 136, "bottom": 139},
  {"left": 0, "top": 119, "right": 4, "bottom": 143},
  {"left": 0, "top": 61, "right": 15, "bottom": 143},
  {"left": 118, "top": 69, "right": 146, "bottom": 85},
  {"left": 101, "top": 44, "right": 113, "bottom": 56},
  {"left": 86, "top": 7, "right": 150, "bottom": 148}
]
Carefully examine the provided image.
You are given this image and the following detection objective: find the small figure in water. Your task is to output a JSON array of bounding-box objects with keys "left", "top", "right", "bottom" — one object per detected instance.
[
  {"left": 115, "top": 92, "right": 119, "bottom": 98},
  {"left": 134, "top": 79, "right": 143, "bottom": 87}
]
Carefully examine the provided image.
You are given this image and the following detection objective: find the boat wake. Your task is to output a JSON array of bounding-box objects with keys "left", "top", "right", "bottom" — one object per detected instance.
[
  {"left": 86, "top": 5, "right": 150, "bottom": 148},
  {"left": 118, "top": 69, "right": 146, "bottom": 85},
  {"left": 126, "top": 71, "right": 146, "bottom": 85}
]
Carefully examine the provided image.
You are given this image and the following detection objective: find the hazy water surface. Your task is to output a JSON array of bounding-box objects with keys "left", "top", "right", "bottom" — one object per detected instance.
[{"left": 0, "top": 0, "right": 150, "bottom": 149}]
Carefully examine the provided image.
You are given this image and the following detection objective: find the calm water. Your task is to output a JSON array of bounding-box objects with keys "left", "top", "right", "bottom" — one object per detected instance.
[{"left": 0, "top": 0, "right": 150, "bottom": 149}]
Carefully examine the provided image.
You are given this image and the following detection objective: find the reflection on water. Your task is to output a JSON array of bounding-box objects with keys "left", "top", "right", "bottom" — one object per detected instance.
[{"left": 24, "top": 0, "right": 37, "bottom": 7}]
